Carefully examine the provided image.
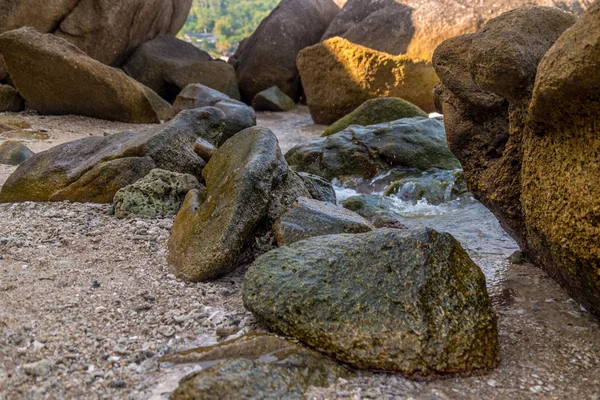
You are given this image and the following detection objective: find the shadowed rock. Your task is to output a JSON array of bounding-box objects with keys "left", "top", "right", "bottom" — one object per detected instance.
[
  {"left": 166, "top": 60, "right": 240, "bottom": 101},
  {"left": 342, "top": 195, "right": 407, "bottom": 229},
  {"left": 297, "top": 172, "right": 337, "bottom": 203},
  {"left": 244, "top": 228, "right": 499, "bottom": 377},
  {"left": 252, "top": 86, "right": 296, "bottom": 112},
  {"left": 0, "top": 27, "right": 170, "bottom": 123},
  {"left": 0, "top": 84, "right": 24, "bottom": 112}
]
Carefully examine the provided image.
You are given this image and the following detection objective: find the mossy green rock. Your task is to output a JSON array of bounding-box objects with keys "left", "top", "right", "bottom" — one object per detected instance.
[
  {"left": 323, "top": 97, "right": 427, "bottom": 136},
  {"left": 0, "top": 108, "right": 224, "bottom": 203},
  {"left": 169, "top": 335, "right": 350, "bottom": 400},
  {"left": 252, "top": 86, "right": 296, "bottom": 112},
  {"left": 112, "top": 169, "right": 202, "bottom": 219},
  {"left": 273, "top": 197, "right": 374, "bottom": 246},
  {"left": 342, "top": 195, "right": 406, "bottom": 229},
  {"left": 167, "top": 126, "right": 310, "bottom": 282},
  {"left": 286, "top": 117, "right": 460, "bottom": 180},
  {"left": 244, "top": 228, "right": 499, "bottom": 377}
]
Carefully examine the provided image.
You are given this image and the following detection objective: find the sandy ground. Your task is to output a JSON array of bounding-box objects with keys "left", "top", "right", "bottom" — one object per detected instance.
[{"left": 0, "top": 111, "right": 599, "bottom": 400}]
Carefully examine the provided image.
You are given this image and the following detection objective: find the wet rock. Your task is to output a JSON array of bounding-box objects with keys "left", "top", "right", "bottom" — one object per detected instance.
[
  {"left": 298, "top": 172, "right": 336, "bottom": 203},
  {"left": 0, "top": 27, "right": 170, "bottom": 123},
  {"left": 167, "top": 334, "right": 350, "bottom": 400},
  {"left": 112, "top": 169, "right": 202, "bottom": 219},
  {"left": 193, "top": 138, "right": 217, "bottom": 162},
  {"left": 229, "top": 0, "right": 342, "bottom": 103},
  {"left": 434, "top": 5, "right": 600, "bottom": 316},
  {"left": 286, "top": 117, "right": 459, "bottom": 180},
  {"left": 342, "top": 195, "right": 406, "bottom": 229},
  {"left": 273, "top": 197, "right": 374, "bottom": 246},
  {"left": 0, "top": 84, "right": 24, "bottom": 112},
  {"left": 0, "top": 141, "right": 34, "bottom": 166},
  {"left": 23, "top": 359, "right": 54, "bottom": 377},
  {"left": 252, "top": 86, "right": 296, "bottom": 112},
  {"left": 167, "top": 126, "right": 309, "bottom": 282},
  {"left": 323, "top": 97, "right": 427, "bottom": 137},
  {"left": 244, "top": 228, "right": 499, "bottom": 377},
  {"left": 384, "top": 169, "right": 468, "bottom": 204},
  {"left": 297, "top": 37, "right": 439, "bottom": 124},
  {"left": 169, "top": 84, "right": 255, "bottom": 144},
  {"left": 166, "top": 60, "right": 240, "bottom": 101},
  {"left": 123, "top": 35, "right": 212, "bottom": 102},
  {"left": 0, "top": 0, "right": 192, "bottom": 66},
  {"left": 0, "top": 108, "right": 224, "bottom": 203}
]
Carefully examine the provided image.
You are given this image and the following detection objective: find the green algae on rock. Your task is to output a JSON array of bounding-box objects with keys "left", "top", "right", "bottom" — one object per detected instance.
[
  {"left": 323, "top": 97, "right": 427, "bottom": 136},
  {"left": 112, "top": 169, "right": 202, "bottom": 219},
  {"left": 286, "top": 117, "right": 460, "bottom": 180},
  {"left": 166, "top": 334, "right": 350, "bottom": 400},
  {"left": 244, "top": 228, "right": 499, "bottom": 377}
]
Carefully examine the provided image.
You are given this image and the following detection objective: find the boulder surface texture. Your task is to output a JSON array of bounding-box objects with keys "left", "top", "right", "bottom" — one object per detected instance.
[
  {"left": 433, "top": 5, "right": 600, "bottom": 316},
  {"left": 0, "top": 108, "right": 224, "bottom": 203},
  {"left": 0, "top": 27, "right": 170, "bottom": 123},
  {"left": 244, "top": 228, "right": 499, "bottom": 377}
]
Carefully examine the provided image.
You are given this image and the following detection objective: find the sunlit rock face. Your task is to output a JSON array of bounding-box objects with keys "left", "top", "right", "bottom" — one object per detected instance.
[{"left": 433, "top": 5, "right": 600, "bottom": 317}]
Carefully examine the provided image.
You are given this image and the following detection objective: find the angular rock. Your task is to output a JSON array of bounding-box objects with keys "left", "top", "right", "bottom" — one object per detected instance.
[
  {"left": 273, "top": 197, "right": 374, "bottom": 246},
  {"left": 193, "top": 138, "right": 217, "bottom": 162},
  {"left": 323, "top": 97, "right": 427, "bottom": 136},
  {"left": 0, "top": 141, "right": 34, "bottom": 166},
  {"left": 252, "top": 86, "right": 296, "bottom": 112},
  {"left": 170, "top": 84, "right": 256, "bottom": 144},
  {"left": 322, "top": 0, "right": 588, "bottom": 59},
  {"left": 0, "top": 84, "right": 24, "bottom": 112},
  {"left": 342, "top": 195, "right": 406, "bottom": 229},
  {"left": 298, "top": 172, "right": 337, "bottom": 203},
  {"left": 244, "top": 228, "right": 499, "bottom": 376},
  {"left": 286, "top": 117, "right": 460, "bottom": 180},
  {"left": 0, "top": 108, "right": 224, "bottom": 203},
  {"left": 0, "top": 27, "right": 170, "bottom": 123},
  {"left": 433, "top": 5, "right": 600, "bottom": 316},
  {"left": 123, "top": 35, "right": 212, "bottom": 102},
  {"left": 298, "top": 37, "right": 439, "bottom": 124},
  {"left": 167, "top": 335, "right": 349, "bottom": 400},
  {"left": 167, "top": 126, "right": 309, "bottom": 282},
  {"left": 112, "top": 169, "right": 202, "bottom": 219},
  {"left": 229, "top": 0, "right": 342, "bottom": 103},
  {"left": 0, "top": 0, "right": 193, "bottom": 66},
  {"left": 166, "top": 60, "right": 241, "bottom": 101}
]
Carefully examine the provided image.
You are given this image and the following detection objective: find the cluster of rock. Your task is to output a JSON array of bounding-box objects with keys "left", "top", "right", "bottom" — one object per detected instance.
[{"left": 433, "top": 4, "right": 600, "bottom": 316}]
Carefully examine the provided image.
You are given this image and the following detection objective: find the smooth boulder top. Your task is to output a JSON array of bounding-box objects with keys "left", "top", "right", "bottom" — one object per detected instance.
[
  {"left": 0, "top": 108, "right": 224, "bottom": 203},
  {"left": 244, "top": 228, "right": 499, "bottom": 377},
  {"left": 273, "top": 197, "right": 374, "bottom": 246},
  {"left": 0, "top": 27, "right": 170, "bottom": 123},
  {"left": 0, "top": 141, "right": 34, "bottom": 166},
  {"left": 286, "top": 117, "right": 460, "bottom": 180},
  {"left": 323, "top": 97, "right": 428, "bottom": 136},
  {"left": 0, "top": 0, "right": 193, "bottom": 66}
]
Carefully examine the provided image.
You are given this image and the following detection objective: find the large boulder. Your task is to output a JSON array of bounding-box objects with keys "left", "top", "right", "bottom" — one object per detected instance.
[
  {"left": 323, "top": 97, "right": 427, "bottom": 136},
  {"left": 286, "top": 117, "right": 460, "bottom": 180},
  {"left": 0, "top": 0, "right": 193, "bottom": 66},
  {"left": 123, "top": 35, "right": 212, "bottom": 102},
  {"left": 165, "top": 60, "right": 241, "bottom": 101},
  {"left": 0, "top": 108, "right": 225, "bottom": 203},
  {"left": 0, "top": 27, "right": 170, "bottom": 123},
  {"left": 251, "top": 86, "right": 296, "bottom": 112},
  {"left": 112, "top": 169, "right": 202, "bottom": 219},
  {"left": 167, "top": 126, "right": 311, "bottom": 282},
  {"left": 229, "top": 0, "right": 342, "bottom": 103},
  {"left": 298, "top": 37, "right": 439, "bottom": 124},
  {"left": 433, "top": 5, "right": 600, "bottom": 316},
  {"left": 0, "top": 141, "right": 34, "bottom": 166},
  {"left": 322, "top": 0, "right": 589, "bottom": 60},
  {"left": 244, "top": 228, "right": 499, "bottom": 377},
  {"left": 167, "top": 335, "right": 350, "bottom": 399},
  {"left": 273, "top": 197, "right": 374, "bottom": 246},
  {"left": 0, "top": 84, "right": 24, "bottom": 112},
  {"left": 170, "top": 84, "right": 256, "bottom": 144}
]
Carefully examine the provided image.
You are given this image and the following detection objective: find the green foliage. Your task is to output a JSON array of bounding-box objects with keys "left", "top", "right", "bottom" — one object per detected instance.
[{"left": 179, "top": 0, "right": 279, "bottom": 57}]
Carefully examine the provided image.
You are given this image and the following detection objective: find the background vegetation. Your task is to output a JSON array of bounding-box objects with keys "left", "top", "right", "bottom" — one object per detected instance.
[{"left": 179, "top": 0, "right": 279, "bottom": 57}]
